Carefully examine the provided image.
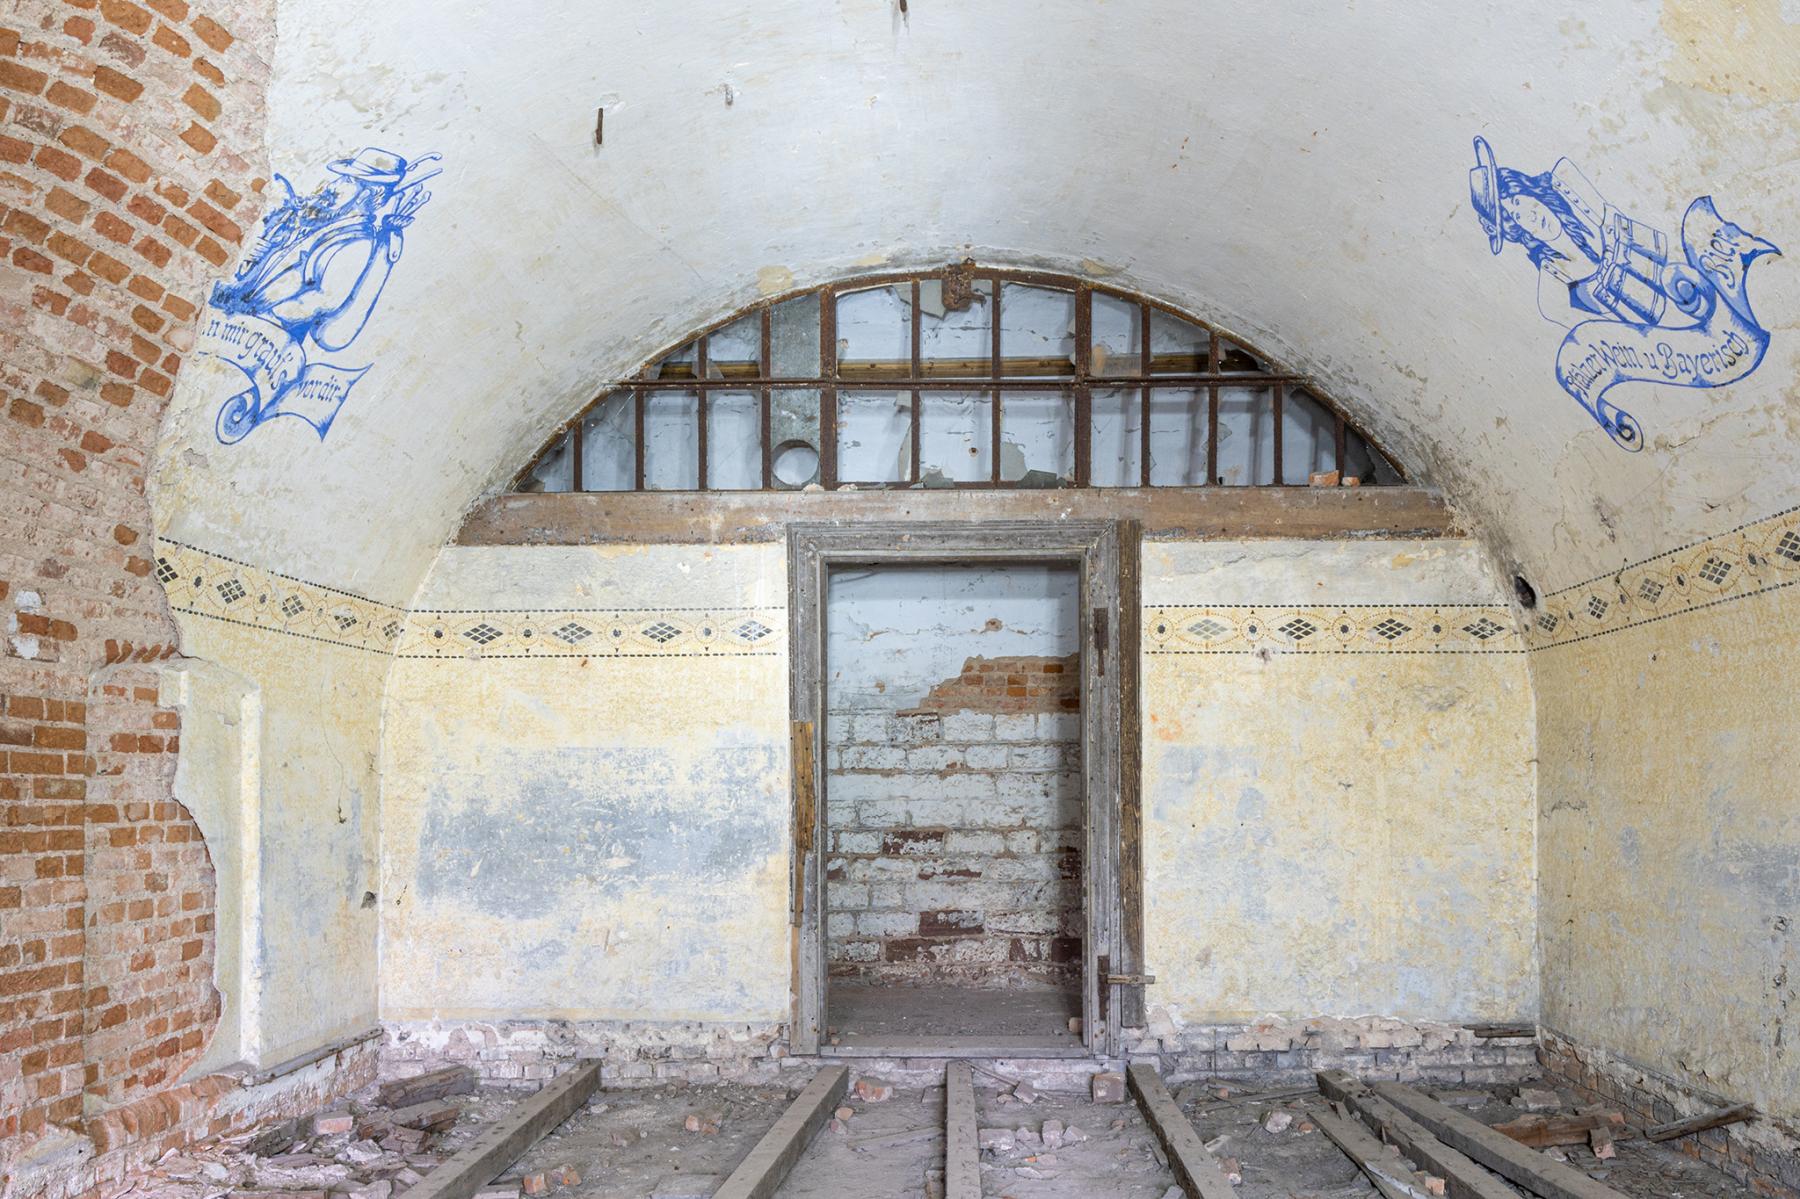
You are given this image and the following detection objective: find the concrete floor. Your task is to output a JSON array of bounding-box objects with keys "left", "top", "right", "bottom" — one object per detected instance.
[{"left": 827, "top": 983, "right": 1083, "bottom": 1052}]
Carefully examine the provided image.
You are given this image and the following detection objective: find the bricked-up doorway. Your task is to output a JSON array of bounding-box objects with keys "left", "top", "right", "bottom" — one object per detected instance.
[{"left": 788, "top": 522, "right": 1142, "bottom": 1058}]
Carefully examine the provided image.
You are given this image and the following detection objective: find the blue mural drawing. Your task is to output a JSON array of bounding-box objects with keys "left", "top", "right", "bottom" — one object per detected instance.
[
  {"left": 203, "top": 147, "right": 440, "bottom": 443},
  {"left": 1469, "top": 136, "right": 1779, "bottom": 451}
]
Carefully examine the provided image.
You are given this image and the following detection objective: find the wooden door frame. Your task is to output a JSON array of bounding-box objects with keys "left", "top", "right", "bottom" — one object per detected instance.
[{"left": 786, "top": 520, "right": 1142, "bottom": 1057}]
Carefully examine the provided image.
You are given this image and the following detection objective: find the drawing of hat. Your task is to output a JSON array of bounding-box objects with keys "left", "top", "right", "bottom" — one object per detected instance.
[
  {"left": 328, "top": 148, "right": 442, "bottom": 189},
  {"left": 1469, "top": 135, "right": 1503, "bottom": 254}
]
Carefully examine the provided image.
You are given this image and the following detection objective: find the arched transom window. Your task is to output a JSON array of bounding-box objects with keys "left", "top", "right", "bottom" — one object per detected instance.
[{"left": 518, "top": 267, "right": 1404, "bottom": 493}]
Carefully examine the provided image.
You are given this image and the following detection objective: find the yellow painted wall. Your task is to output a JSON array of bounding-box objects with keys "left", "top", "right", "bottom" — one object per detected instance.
[
  {"left": 1141, "top": 540, "right": 1538, "bottom": 1023},
  {"left": 158, "top": 539, "right": 388, "bottom": 1065},
  {"left": 378, "top": 545, "right": 791, "bottom": 1023},
  {"left": 1534, "top": 509, "right": 1800, "bottom": 1120}
]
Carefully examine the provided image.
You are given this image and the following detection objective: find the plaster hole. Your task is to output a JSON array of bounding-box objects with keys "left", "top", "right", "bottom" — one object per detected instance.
[
  {"left": 361, "top": 891, "right": 377, "bottom": 909},
  {"left": 1513, "top": 575, "right": 1538, "bottom": 609}
]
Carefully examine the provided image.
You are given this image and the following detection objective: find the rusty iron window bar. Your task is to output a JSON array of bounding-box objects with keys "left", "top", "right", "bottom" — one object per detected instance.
[{"left": 516, "top": 267, "right": 1406, "bottom": 494}]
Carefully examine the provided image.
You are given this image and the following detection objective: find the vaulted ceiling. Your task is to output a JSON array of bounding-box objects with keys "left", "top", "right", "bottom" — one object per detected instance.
[{"left": 152, "top": 0, "right": 1800, "bottom": 605}]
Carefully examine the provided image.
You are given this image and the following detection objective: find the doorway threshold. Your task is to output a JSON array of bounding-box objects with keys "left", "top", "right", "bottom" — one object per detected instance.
[{"left": 820, "top": 1035, "right": 1094, "bottom": 1059}]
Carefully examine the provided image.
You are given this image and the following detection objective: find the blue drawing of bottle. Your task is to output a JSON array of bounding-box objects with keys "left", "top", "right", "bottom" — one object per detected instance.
[
  {"left": 1467, "top": 136, "right": 1776, "bottom": 451},
  {"left": 208, "top": 147, "right": 440, "bottom": 443}
]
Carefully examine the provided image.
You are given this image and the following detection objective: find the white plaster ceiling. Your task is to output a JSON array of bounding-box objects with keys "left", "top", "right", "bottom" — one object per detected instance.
[{"left": 152, "top": 0, "right": 1800, "bottom": 606}]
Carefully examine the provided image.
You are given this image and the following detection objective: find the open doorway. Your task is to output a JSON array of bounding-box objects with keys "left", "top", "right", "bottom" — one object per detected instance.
[
  {"left": 787, "top": 521, "right": 1138, "bottom": 1059},
  {"left": 823, "top": 562, "right": 1084, "bottom": 1050}
]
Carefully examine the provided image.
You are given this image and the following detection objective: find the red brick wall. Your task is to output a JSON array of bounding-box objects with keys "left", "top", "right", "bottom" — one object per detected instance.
[
  {"left": 909, "top": 653, "right": 1080, "bottom": 715},
  {"left": 1, "top": 0, "right": 272, "bottom": 1157}
]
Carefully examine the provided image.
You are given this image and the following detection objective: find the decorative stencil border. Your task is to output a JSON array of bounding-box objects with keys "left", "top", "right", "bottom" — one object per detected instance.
[
  {"left": 156, "top": 538, "right": 407, "bottom": 656},
  {"left": 1145, "top": 604, "right": 1524, "bottom": 654},
  {"left": 1525, "top": 504, "right": 1800, "bottom": 651},
  {"left": 397, "top": 608, "right": 785, "bottom": 659}
]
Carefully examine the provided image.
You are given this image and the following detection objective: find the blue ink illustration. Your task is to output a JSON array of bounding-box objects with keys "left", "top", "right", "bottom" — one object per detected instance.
[
  {"left": 204, "top": 147, "right": 440, "bottom": 443},
  {"left": 1469, "top": 136, "right": 1778, "bottom": 451}
]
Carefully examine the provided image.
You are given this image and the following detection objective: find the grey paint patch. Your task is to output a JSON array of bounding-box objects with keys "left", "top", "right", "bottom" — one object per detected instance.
[{"left": 416, "top": 745, "right": 782, "bottom": 920}]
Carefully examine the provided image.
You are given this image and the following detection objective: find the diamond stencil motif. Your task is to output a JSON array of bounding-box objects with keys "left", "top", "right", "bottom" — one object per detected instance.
[
  {"left": 1638, "top": 578, "right": 1664, "bottom": 603},
  {"left": 463, "top": 622, "right": 502, "bottom": 646},
  {"left": 552, "top": 622, "right": 592, "bottom": 645},
  {"left": 155, "top": 557, "right": 178, "bottom": 584},
  {"left": 642, "top": 621, "right": 681, "bottom": 644},
  {"left": 1462, "top": 617, "right": 1505, "bottom": 641},
  {"left": 333, "top": 612, "right": 357, "bottom": 631},
  {"left": 1186, "top": 618, "right": 1231, "bottom": 640},
  {"left": 217, "top": 578, "right": 246, "bottom": 604},
  {"left": 1537, "top": 613, "right": 1560, "bottom": 634},
  {"left": 280, "top": 595, "right": 305, "bottom": 618},
  {"left": 1698, "top": 555, "right": 1732, "bottom": 585},
  {"left": 1778, "top": 531, "right": 1800, "bottom": 563},
  {"left": 734, "top": 620, "right": 772, "bottom": 642},
  {"left": 1587, "top": 595, "right": 1609, "bottom": 620},
  {"left": 382, "top": 620, "right": 402, "bottom": 640},
  {"left": 1276, "top": 618, "right": 1318, "bottom": 640},
  {"left": 1371, "top": 618, "right": 1411, "bottom": 641}
]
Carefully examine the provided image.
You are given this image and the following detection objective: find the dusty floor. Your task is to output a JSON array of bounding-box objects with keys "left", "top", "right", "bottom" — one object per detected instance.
[
  {"left": 829, "top": 984, "right": 1083, "bottom": 1048},
  {"left": 107, "top": 1067, "right": 1757, "bottom": 1199}
]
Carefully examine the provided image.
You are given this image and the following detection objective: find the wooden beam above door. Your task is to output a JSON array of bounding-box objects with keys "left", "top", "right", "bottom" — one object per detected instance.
[{"left": 458, "top": 486, "right": 1457, "bottom": 546}]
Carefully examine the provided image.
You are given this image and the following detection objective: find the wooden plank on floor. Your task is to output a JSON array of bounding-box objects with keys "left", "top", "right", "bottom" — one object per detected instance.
[
  {"left": 1372, "top": 1082, "right": 1629, "bottom": 1199},
  {"left": 714, "top": 1065, "right": 850, "bottom": 1199},
  {"left": 404, "top": 1060, "right": 602, "bottom": 1199},
  {"left": 1125, "top": 1063, "right": 1235, "bottom": 1199},
  {"left": 944, "top": 1062, "right": 980, "bottom": 1199},
  {"left": 1312, "top": 1106, "right": 1429, "bottom": 1199},
  {"left": 1317, "top": 1071, "right": 1520, "bottom": 1199},
  {"left": 1644, "top": 1102, "right": 1755, "bottom": 1142}
]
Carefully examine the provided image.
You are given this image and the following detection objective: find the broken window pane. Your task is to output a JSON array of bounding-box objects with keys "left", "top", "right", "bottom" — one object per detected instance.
[
  {"left": 1343, "top": 427, "right": 1402, "bottom": 485},
  {"left": 918, "top": 278, "right": 992, "bottom": 375},
  {"left": 1217, "top": 337, "right": 1266, "bottom": 373},
  {"left": 1147, "top": 388, "right": 1204, "bottom": 485},
  {"left": 919, "top": 391, "right": 992, "bottom": 484},
  {"left": 1091, "top": 293, "right": 1142, "bottom": 377},
  {"left": 579, "top": 391, "right": 634, "bottom": 491},
  {"left": 1216, "top": 386, "right": 1275, "bottom": 485},
  {"left": 771, "top": 293, "right": 820, "bottom": 378},
  {"left": 525, "top": 429, "right": 573, "bottom": 492},
  {"left": 770, "top": 387, "right": 821, "bottom": 489},
  {"left": 1150, "top": 310, "right": 1209, "bottom": 373},
  {"left": 1281, "top": 388, "right": 1336, "bottom": 484},
  {"left": 708, "top": 392, "right": 762, "bottom": 489},
  {"left": 644, "top": 392, "right": 700, "bottom": 489},
  {"left": 1090, "top": 388, "right": 1142, "bottom": 487},
  {"left": 837, "top": 392, "right": 911, "bottom": 484},
  {"left": 999, "top": 390, "right": 1073, "bottom": 484},
  {"left": 1000, "top": 284, "right": 1076, "bottom": 377},
  {"left": 836, "top": 286, "right": 909, "bottom": 378},
  {"left": 650, "top": 339, "right": 698, "bottom": 381},
  {"left": 707, "top": 314, "right": 760, "bottom": 380}
]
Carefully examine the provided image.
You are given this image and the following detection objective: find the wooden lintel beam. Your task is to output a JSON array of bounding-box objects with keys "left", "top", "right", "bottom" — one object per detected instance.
[{"left": 460, "top": 486, "right": 1456, "bottom": 546}]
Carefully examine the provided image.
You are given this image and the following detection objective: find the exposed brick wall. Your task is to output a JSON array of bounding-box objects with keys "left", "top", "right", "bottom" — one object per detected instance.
[
  {"left": 1540, "top": 1030, "right": 1800, "bottom": 1198},
  {"left": 910, "top": 653, "right": 1079, "bottom": 714},
  {"left": 1, "top": 0, "right": 273, "bottom": 1177},
  {"left": 825, "top": 681, "right": 1084, "bottom": 989}
]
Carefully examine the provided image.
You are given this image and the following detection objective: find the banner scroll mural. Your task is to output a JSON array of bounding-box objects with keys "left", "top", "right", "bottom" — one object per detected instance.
[
  {"left": 1469, "top": 136, "right": 1778, "bottom": 451},
  {"left": 202, "top": 147, "right": 440, "bottom": 444}
]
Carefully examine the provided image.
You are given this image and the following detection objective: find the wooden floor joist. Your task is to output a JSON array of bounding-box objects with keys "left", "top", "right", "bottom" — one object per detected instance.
[
  {"left": 1316, "top": 1070, "right": 1521, "bottom": 1199},
  {"left": 1125, "top": 1063, "right": 1236, "bottom": 1199},
  {"left": 944, "top": 1062, "right": 981, "bottom": 1199},
  {"left": 1372, "top": 1082, "right": 1629, "bottom": 1199},
  {"left": 1312, "top": 1106, "right": 1432, "bottom": 1199},
  {"left": 404, "top": 1060, "right": 602, "bottom": 1199},
  {"left": 1644, "top": 1102, "right": 1756, "bottom": 1142},
  {"left": 714, "top": 1065, "right": 850, "bottom": 1199}
]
